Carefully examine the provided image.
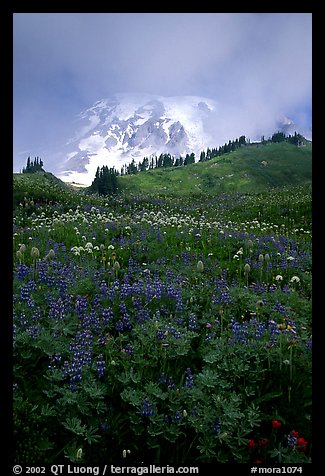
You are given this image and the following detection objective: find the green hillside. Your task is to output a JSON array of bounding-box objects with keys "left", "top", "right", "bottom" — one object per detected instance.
[
  {"left": 12, "top": 140, "right": 312, "bottom": 465},
  {"left": 13, "top": 140, "right": 312, "bottom": 207},
  {"left": 118, "top": 141, "right": 312, "bottom": 196},
  {"left": 13, "top": 170, "right": 77, "bottom": 208}
]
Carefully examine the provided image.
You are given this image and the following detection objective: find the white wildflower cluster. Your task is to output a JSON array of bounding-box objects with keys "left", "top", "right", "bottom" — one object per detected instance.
[
  {"left": 244, "top": 263, "right": 251, "bottom": 275},
  {"left": 16, "top": 243, "right": 26, "bottom": 261},
  {"left": 196, "top": 260, "right": 204, "bottom": 272},
  {"left": 71, "top": 246, "right": 84, "bottom": 256},
  {"left": 13, "top": 195, "right": 311, "bottom": 244},
  {"left": 85, "top": 242, "right": 94, "bottom": 253},
  {"left": 44, "top": 249, "right": 55, "bottom": 261},
  {"left": 233, "top": 247, "right": 244, "bottom": 260},
  {"left": 71, "top": 242, "right": 114, "bottom": 257},
  {"left": 14, "top": 206, "right": 123, "bottom": 238},
  {"left": 31, "top": 246, "right": 40, "bottom": 259}
]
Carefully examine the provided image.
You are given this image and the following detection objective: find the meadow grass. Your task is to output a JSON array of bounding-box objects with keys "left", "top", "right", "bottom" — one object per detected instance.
[
  {"left": 118, "top": 142, "right": 312, "bottom": 196},
  {"left": 13, "top": 179, "right": 312, "bottom": 465}
]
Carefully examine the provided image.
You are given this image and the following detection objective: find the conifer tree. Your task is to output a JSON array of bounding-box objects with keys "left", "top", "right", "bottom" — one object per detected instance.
[
  {"left": 22, "top": 156, "right": 44, "bottom": 174},
  {"left": 90, "top": 165, "right": 119, "bottom": 195}
]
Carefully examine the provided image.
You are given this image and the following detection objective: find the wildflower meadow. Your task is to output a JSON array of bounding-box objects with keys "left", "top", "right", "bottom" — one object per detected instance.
[{"left": 13, "top": 181, "right": 312, "bottom": 465}]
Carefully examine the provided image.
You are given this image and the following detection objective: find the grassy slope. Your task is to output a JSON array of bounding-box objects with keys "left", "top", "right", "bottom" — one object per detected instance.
[
  {"left": 13, "top": 141, "right": 312, "bottom": 203},
  {"left": 13, "top": 170, "right": 70, "bottom": 189},
  {"left": 13, "top": 171, "right": 75, "bottom": 207},
  {"left": 117, "top": 142, "right": 312, "bottom": 196}
]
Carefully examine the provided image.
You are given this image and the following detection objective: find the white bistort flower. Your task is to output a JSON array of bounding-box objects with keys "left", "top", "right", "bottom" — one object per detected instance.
[
  {"left": 84, "top": 242, "right": 93, "bottom": 253},
  {"left": 197, "top": 260, "right": 204, "bottom": 272},
  {"left": 71, "top": 246, "right": 81, "bottom": 256}
]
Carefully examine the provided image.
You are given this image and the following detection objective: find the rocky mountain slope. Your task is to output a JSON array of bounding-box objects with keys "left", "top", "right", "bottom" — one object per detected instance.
[{"left": 55, "top": 93, "right": 311, "bottom": 186}]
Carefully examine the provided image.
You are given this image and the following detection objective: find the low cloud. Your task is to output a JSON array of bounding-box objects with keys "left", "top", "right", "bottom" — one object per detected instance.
[{"left": 13, "top": 12, "right": 312, "bottom": 171}]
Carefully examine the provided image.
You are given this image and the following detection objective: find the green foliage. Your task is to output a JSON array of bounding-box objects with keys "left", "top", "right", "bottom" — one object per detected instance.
[
  {"left": 89, "top": 165, "right": 119, "bottom": 196},
  {"left": 22, "top": 156, "right": 44, "bottom": 174},
  {"left": 12, "top": 170, "right": 312, "bottom": 465},
  {"left": 118, "top": 141, "right": 311, "bottom": 196}
]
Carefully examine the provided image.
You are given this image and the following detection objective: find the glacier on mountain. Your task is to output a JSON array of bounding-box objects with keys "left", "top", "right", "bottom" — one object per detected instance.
[
  {"left": 54, "top": 93, "right": 311, "bottom": 186},
  {"left": 56, "top": 93, "right": 219, "bottom": 185}
]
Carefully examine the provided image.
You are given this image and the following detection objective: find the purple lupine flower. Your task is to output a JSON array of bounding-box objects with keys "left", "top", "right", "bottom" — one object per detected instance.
[
  {"left": 268, "top": 319, "right": 280, "bottom": 346},
  {"left": 31, "top": 307, "right": 41, "bottom": 321},
  {"left": 141, "top": 398, "right": 155, "bottom": 417},
  {"left": 26, "top": 324, "right": 40, "bottom": 338},
  {"left": 273, "top": 301, "right": 287, "bottom": 315},
  {"left": 188, "top": 313, "right": 198, "bottom": 330},
  {"left": 287, "top": 431, "right": 298, "bottom": 449},
  {"left": 122, "top": 314, "right": 132, "bottom": 331},
  {"left": 18, "top": 312, "right": 29, "bottom": 328},
  {"left": 169, "top": 327, "right": 182, "bottom": 339},
  {"left": 73, "top": 296, "right": 88, "bottom": 318},
  {"left": 121, "top": 343, "right": 133, "bottom": 355},
  {"left": 254, "top": 321, "right": 267, "bottom": 339},
  {"left": 120, "top": 302, "right": 132, "bottom": 330},
  {"left": 212, "top": 417, "right": 221, "bottom": 434},
  {"left": 92, "top": 293, "right": 102, "bottom": 310},
  {"left": 49, "top": 298, "right": 66, "bottom": 321},
  {"left": 158, "top": 373, "right": 175, "bottom": 389},
  {"left": 173, "top": 411, "right": 183, "bottom": 421},
  {"left": 115, "top": 320, "right": 124, "bottom": 332},
  {"left": 96, "top": 354, "right": 106, "bottom": 379},
  {"left": 230, "top": 319, "right": 247, "bottom": 344},
  {"left": 102, "top": 307, "right": 114, "bottom": 325},
  {"left": 48, "top": 353, "right": 62, "bottom": 370},
  {"left": 157, "top": 329, "right": 167, "bottom": 340},
  {"left": 17, "top": 263, "right": 29, "bottom": 281},
  {"left": 99, "top": 280, "right": 109, "bottom": 297},
  {"left": 185, "top": 368, "right": 195, "bottom": 388},
  {"left": 20, "top": 281, "right": 36, "bottom": 308}
]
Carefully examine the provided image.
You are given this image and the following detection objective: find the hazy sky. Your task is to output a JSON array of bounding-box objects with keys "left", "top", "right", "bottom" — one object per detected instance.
[{"left": 13, "top": 12, "right": 312, "bottom": 172}]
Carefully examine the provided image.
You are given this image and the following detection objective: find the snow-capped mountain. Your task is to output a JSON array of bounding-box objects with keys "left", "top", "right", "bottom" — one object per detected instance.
[
  {"left": 55, "top": 93, "right": 311, "bottom": 186},
  {"left": 56, "top": 93, "right": 219, "bottom": 185}
]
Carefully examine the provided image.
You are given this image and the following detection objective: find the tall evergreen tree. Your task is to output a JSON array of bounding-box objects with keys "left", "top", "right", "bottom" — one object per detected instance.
[
  {"left": 89, "top": 165, "right": 119, "bottom": 196},
  {"left": 199, "top": 151, "right": 206, "bottom": 162},
  {"left": 22, "top": 156, "right": 44, "bottom": 174}
]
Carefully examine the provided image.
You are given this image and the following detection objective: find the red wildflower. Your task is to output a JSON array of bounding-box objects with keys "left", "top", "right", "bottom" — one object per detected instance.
[
  {"left": 246, "top": 438, "right": 257, "bottom": 449},
  {"left": 290, "top": 430, "right": 299, "bottom": 438},
  {"left": 297, "top": 437, "right": 308, "bottom": 452},
  {"left": 272, "top": 419, "right": 282, "bottom": 429}
]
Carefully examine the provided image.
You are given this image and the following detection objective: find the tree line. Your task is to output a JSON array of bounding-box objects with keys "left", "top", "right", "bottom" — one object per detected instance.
[
  {"left": 22, "top": 156, "right": 44, "bottom": 174},
  {"left": 262, "top": 131, "right": 306, "bottom": 146},
  {"left": 20, "top": 130, "right": 308, "bottom": 196},
  {"left": 89, "top": 165, "right": 119, "bottom": 196},
  {"left": 120, "top": 152, "right": 196, "bottom": 176},
  {"left": 118, "top": 131, "right": 306, "bottom": 176},
  {"left": 88, "top": 131, "right": 307, "bottom": 195}
]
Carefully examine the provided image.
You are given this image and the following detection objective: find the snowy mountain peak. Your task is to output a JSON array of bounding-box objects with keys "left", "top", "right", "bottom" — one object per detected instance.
[
  {"left": 57, "top": 94, "right": 219, "bottom": 185},
  {"left": 54, "top": 93, "right": 311, "bottom": 186}
]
